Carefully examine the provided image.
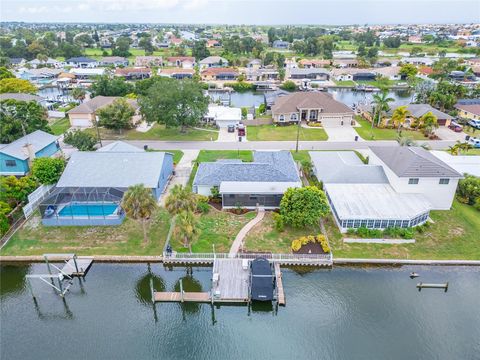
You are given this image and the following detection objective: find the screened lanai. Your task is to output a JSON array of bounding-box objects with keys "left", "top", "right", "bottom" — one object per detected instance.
[{"left": 40, "top": 187, "right": 126, "bottom": 226}]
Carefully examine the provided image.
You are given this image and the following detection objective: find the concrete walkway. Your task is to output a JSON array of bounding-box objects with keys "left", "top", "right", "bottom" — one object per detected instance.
[
  {"left": 160, "top": 149, "right": 199, "bottom": 205},
  {"left": 228, "top": 209, "right": 265, "bottom": 257}
]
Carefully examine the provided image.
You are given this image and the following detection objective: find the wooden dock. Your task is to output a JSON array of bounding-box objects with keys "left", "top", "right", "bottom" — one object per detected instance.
[
  {"left": 154, "top": 291, "right": 211, "bottom": 303},
  {"left": 274, "top": 263, "right": 286, "bottom": 306},
  {"left": 212, "top": 258, "right": 250, "bottom": 303},
  {"left": 61, "top": 257, "right": 94, "bottom": 277}
]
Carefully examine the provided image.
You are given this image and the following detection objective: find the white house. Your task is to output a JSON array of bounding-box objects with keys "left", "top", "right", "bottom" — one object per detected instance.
[
  {"left": 369, "top": 147, "right": 463, "bottom": 210},
  {"left": 203, "top": 105, "right": 242, "bottom": 128}
]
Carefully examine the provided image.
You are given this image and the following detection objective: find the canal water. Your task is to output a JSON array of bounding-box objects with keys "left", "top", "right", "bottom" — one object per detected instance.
[
  {"left": 1, "top": 264, "right": 479, "bottom": 360},
  {"left": 209, "top": 88, "right": 412, "bottom": 108}
]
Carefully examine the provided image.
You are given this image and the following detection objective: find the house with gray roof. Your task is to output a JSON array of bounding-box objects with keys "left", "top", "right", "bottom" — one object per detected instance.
[
  {"left": 369, "top": 146, "right": 463, "bottom": 210},
  {"left": 289, "top": 68, "right": 330, "bottom": 81},
  {"left": 309, "top": 150, "right": 433, "bottom": 232},
  {"left": 0, "top": 93, "right": 46, "bottom": 106},
  {"left": 40, "top": 142, "right": 174, "bottom": 226},
  {"left": 199, "top": 56, "right": 229, "bottom": 69},
  {"left": 388, "top": 104, "right": 453, "bottom": 127},
  {"left": 193, "top": 151, "right": 301, "bottom": 209},
  {"left": 0, "top": 130, "right": 60, "bottom": 176}
]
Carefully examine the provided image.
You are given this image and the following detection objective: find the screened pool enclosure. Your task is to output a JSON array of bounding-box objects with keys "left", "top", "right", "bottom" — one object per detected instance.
[{"left": 40, "top": 187, "right": 126, "bottom": 226}]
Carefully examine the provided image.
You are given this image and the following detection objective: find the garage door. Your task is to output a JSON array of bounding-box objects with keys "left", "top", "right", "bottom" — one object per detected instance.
[
  {"left": 71, "top": 118, "right": 92, "bottom": 127},
  {"left": 437, "top": 119, "right": 447, "bottom": 126},
  {"left": 216, "top": 120, "right": 239, "bottom": 128}
]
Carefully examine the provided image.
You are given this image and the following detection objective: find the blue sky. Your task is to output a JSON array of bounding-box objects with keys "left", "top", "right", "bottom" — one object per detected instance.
[{"left": 1, "top": 0, "right": 479, "bottom": 24}]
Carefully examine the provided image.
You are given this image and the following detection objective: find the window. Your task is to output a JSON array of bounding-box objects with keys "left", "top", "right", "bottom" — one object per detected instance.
[
  {"left": 249, "top": 196, "right": 258, "bottom": 200},
  {"left": 290, "top": 113, "right": 298, "bottom": 121},
  {"left": 5, "top": 160, "right": 16, "bottom": 167},
  {"left": 279, "top": 115, "right": 285, "bottom": 122},
  {"left": 408, "top": 178, "right": 419, "bottom": 185},
  {"left": 439, "top": 178, "right": 450, "bottom": 185}
]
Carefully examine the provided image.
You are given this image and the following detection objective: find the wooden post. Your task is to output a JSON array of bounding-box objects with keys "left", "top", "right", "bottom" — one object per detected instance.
[
  {"left": 44, "top": 255, "right": 52, "bottom": 275},
  {"left": 180, "top": 279, "right": 184, "bottom": 303},
  {"left": 26, "top": 278, "right": 36, "bottom": 300},
  {"left": 150, "top": 277, "right": 155, "bottom": 304},
  {"left": 73, "top": 255, "right": 79, "bottom": 274}
]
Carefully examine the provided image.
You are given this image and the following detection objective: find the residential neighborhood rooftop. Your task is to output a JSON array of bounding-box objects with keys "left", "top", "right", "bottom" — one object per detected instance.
[
  {"left": 272, "top": 92, "right": 354, "bottom": 115},
  {"left": 0, "top": 130, "right": 58, "bottom": 160}
]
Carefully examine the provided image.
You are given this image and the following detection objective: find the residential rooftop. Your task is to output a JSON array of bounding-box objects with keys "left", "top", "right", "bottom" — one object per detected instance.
[{"left": 0, "top": 130, "right": 58, "bottom": 160}]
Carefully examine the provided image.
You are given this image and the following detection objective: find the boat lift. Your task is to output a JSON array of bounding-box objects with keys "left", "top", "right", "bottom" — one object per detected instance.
[{"left": 26, "top": 253, "right": 94, "bottom": 298}]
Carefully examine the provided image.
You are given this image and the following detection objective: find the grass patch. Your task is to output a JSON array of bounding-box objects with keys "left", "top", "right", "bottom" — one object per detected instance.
[
  {"left": 86, "top": 124, "right": 218, "bottom": 141},
  {"left": 247, "top": 124, "right": 328, "bottom": 141},
  {"left": 354, "top": 116, "right": 426, "bottom": 141},
  {"left": 334, "top": 80, "right": 356, "bottom": 86},
  {"left": 290, "top": 150, "right": 311, "bottom": 163},
  {"left": 170, "top": 209, "right": 256, "bottom": 253},
  {"left": 326, "top": 200, "right": 480, "bottom": 260},
  {"left": 1, "top": 209, "right": 172, "bottom": 256},
  {"left": 244, "top": 212, "right": 321, "bottom": 253},
  {"left": 50, "top": 117, "right": 71, "bottom": 135},
  {"left": 187, "top": 150, "right": 253, "bottom": 190}
]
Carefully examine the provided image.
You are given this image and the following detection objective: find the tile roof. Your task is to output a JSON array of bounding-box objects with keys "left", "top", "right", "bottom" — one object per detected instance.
[
  {"left": 370, "top": 146, "right": 462, "bottom": 178},
  {"left": 66, "top": 57, "right": 97, "bottom": 63},
  {"left": 201, "top": 67, "right": 238, "bottom": 76},
  {"left": 193, "top": 151, "right": 300, "bottom": 187},
  {"left": 272, "top": 92, "right": 353, "bottom": 115},
  {"left": 0, "top": 130, "right": 58, "bottom": 160},
  {"left": 390, "top": 104, "right": 452, "bottom": 120},
  {"left": 199, "top": 56, "right": 228, "bottom": 64},
  {"left": 455, "top": 99, "right": 480, "bottom": 116}
]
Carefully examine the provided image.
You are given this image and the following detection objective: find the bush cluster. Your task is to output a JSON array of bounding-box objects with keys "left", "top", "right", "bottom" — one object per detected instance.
[
  {"left": 307, "top": 121, "right": 323, "bottom": 127},
  {"left": 272, "top": 212, "right": 284, "bottom": 232},
  {"left": 291, "top": 234, "right": 330, "bottom": 253},
  {"left": 347, "top": 226, "right": 414, "bottom": 239}
]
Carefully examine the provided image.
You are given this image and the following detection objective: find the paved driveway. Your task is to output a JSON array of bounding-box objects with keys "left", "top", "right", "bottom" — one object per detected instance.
[
  {"left": 217, "top": 127, "right": 239, "bottom": 142},
  {"left": 435, "top": 127, "right": 468, "bottom": 142},
  {"left": 322, "top": 124, "right": 363, "bottom": 142}
]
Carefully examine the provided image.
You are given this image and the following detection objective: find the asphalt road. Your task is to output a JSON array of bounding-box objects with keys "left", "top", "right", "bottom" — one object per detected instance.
[{"left": 105, "top": 139, "right": 456, "bottom": 151}]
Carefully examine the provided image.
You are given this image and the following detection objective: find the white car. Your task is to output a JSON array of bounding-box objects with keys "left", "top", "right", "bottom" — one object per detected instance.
[
  {"left": 468, "top": 119, "right": 480, "bottom": 130},
  {"left": 467, "top": 136, "right": 480, "bottom": 148}
]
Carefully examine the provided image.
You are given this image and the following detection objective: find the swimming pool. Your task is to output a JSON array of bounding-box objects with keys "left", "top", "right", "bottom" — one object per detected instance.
[{"left": 58, "top": 203, "right": 119, "bottom": 217}]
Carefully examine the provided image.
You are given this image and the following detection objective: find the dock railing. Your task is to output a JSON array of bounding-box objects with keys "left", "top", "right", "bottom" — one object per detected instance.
[{"left": 163, "top": 251, "right": 333, "bottom": 266}]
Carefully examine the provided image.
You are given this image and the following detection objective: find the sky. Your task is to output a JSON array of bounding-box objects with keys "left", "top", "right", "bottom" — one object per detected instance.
[{"left": 1, "top": 0, "right": 479, "bottom": 25}]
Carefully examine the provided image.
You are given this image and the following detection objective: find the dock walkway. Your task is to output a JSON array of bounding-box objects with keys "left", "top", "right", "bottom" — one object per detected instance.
[
  {"left": 212, "top": 258, "right": 250, "bottom": 302},
  {"left": 274, "top": 263, "right": 285, "bottom": 306}
]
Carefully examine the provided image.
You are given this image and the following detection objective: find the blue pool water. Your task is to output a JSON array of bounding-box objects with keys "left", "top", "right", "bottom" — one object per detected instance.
[{"left": 58, "top": 203, "right": 118, "bottom": 217}]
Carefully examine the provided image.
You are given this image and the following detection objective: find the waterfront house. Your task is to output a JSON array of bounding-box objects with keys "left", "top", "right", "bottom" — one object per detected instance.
[
  {"left": 332, "top": 59, "right": 359, "bottom": 68},
  {"left": 114, "top": 67, "right": 151, "bottom": 80},
  {"left": 165, "top": 56, "right": 196, "bottom": 68},
  {"left": 134, "top": 56, "right": 163, "bottom": 67},
  {"left": 289, "top": 68, "right": 330, "bottom": 81},
  {"left": 199, "top": 56, "right": 229, "bottom": 69},
  {"left": 299, "top": 59, "right": 331, "bottom": 68},
  {"left": 369, "top": 146, "right": 462, "bottom": 210},
  {"left": 65, "top": 57, "right": 98, "bottom": 68},
  {"left": 67, "top": 96, "right": 140, "bottom": 128},
  {"left": 247, "top": 59, "right": 262, "bottom": 70},
  {"left": 100, "top": 56, "right": 129, "bottom": 67},
  {"left": 158, "top": 68, "right": 195, "bottom": 79},
  {"left": 201, "top": 67, "right": 238, "bottom": 81},
  {"left": 388, "top": 104, "right": 453, "bottom": 127},
  {"left": 454, "top": 99, "right": 480, "bottom": 120},
  {"left": 0, "top": 93, "right": 47, "bottom": 107},
  {"left": 203, "top": 105, "right": 242, "bottom": 128},
  {"left": 8, "top": 58, "right": 27, "bottom": 68},
  {"left": 264, "top": 90, "right": 290, "bottom": 110},
  {"left": 28, "top": 58, "right": 62, "bottom": 68},
  {"left": 40, "top": 143, "right": 174, "bottom": 226},
  {"left": 0, "top": 130, "right": 60, "bottom": 176},
  {"left": 192, "top": 151, "right": 301, "bottom": 209},
  {"left": 69, "top": 68, "right": 105, "bottom": 82},
  {"left": 271, "top": 92, "right": 354, "bottom": 126},
  {"left": 17, "top": 67, "right": 62, "bottom": 84}
]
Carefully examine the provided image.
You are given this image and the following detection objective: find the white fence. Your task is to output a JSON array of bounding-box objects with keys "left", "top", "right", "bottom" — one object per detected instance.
[{"left": 22, "top": 184, "right": 55, "bottom": 218}]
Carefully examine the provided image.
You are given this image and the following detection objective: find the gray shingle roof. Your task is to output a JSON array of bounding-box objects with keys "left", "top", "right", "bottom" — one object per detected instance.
[
  {"left": 57, "top": 151, "right": 170, "bottom": 188},
  {"left": 193, "top": 151, "right": 300, "bottom": 187},
  {"left": 272, "top": 92, "right": 354, "bottom": 115},
  {"left": 0, "top": 93, "right": 44, "bottom": 103},
  {"left": 370, "top": 146, "right": 462, "bottom": 178},
  {"left": 67, "top": 96, "right": 138, "bottom": 115},
  {"left": 389, "top": 104, "right": 452, "bottom": 120},
  {"left": 0, "top": 130, "right": 58, "bottom": 160},
  {"left": 310, "top": 151, "right": 389, "bottom": 184}
]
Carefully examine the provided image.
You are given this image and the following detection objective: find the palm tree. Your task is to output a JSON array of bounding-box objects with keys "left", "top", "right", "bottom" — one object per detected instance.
[
  {"left": 176, "top": 210, "right": 199, "bottom": 253},
  {"left": 448, "top": 143, "right": 460, "bottom": 156},
  {"left": 391, "top": 105, "right": 411, "bottom": 132},
  {"left": 121, "top": 184, "right": 158, "bottom": 243},
  {"left": 371, "top": 89, "right": 395, "bottom": 128},
  {"left": 458, "top": 141, "right": 473, "bottom": 154},
  {"left": 419, "top": 111, "right": 439, "bottom": 137},
  {"left": 165, "top": 185, "right": 197, "bottom": 215}
]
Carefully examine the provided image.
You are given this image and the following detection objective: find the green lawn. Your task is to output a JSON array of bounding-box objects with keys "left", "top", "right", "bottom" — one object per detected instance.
[
  {"left": 334, "top": 80, "right": 356, "bottom": 87},
  {"left": 87, "top": 124, "right": 218, "bottom": 141},
  {"left": 244, "top": 212, "right": 322, "bottom": 253},
  {"left": 83, "top": 47, "right": 193, "bottom": 61},
  {"left": 170, "top": 209, "right": 256, "bottom": 253},
  {"left": 148, "top": 149, "right": 183, "bottom": 164},
  {"left": 1, "top": 209, "right": 172, "bottom": 256},
  {"left": 247, "top": 124, "right": 328, "bottom": 141},
  {"left": 187, "top": 150, "right": 253, "bottom": 189},
  {"left": 354, "top": 117, "right": 426, "bottom": 141},
  {"left": 50, "top": 118, "right": 71, "bottom": 135},
  {"left": 326, "top": 201, "right": 480, "bottom": 260}
]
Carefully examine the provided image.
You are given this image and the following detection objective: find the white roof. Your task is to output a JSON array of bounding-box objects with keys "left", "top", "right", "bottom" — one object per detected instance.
[
  {"left": 206, "top": 105, "right": 241, "bottom": 121},
  {"left": 57, "top": 151, "right": 170, "bottom": 188},
  {"left": 70, "top": 68, "right": 105, "bottom": 76},
  {"left": 219, "top": 181, "right": 301, "bottom": 194},
  {"left": 431, "top": 151, "right": 480, "bottom": 177},
  {"left": 325, "top": 183, "right": 432, "bottom": 220}
]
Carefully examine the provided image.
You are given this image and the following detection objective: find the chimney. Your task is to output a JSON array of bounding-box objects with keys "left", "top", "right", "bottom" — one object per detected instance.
[{"left": 22, "top": 143, "right": 36, "bottom": 167}]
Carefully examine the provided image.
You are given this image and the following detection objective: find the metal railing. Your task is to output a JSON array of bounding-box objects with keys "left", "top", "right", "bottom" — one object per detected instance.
[{"left": 163, "top": 251, "right": 333, "bottom": 264}]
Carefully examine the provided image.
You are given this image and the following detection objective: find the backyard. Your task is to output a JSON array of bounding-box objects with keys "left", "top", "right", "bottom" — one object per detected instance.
[
  {"left": 0, "top": 209, "right": 172, "bottom": 256},
  {"left": 86, "top": 124, "right": 218, "bottom": 141},
  {"left": 247, "top": 124, "right": 328, "bottom": 141},
  {"left": 354, "top": 116, "right": 427, "bottom": 141},
  {"left": 50, "top": 117, "right": 71, "bottom": 135},
  {"left": 169, "top": 209, "right": 256, "bottom": 253}
]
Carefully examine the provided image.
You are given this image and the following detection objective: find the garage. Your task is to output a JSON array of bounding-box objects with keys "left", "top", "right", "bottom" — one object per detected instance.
[
  {"left": 68, "top": 114, "right": 93, "bottom": 127},
  {"left": 204, "top": 105, "right": 242, "bottom": 128}
]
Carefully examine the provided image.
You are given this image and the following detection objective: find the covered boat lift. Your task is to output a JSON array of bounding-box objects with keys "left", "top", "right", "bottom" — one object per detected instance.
[{"left": 250, "top": 258, "right": 275, "bottom": 301}]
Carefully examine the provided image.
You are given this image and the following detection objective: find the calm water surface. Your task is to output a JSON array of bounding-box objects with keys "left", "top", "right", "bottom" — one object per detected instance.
[{"left": 1, "top": 264, "right": 479, "bottom": 360}]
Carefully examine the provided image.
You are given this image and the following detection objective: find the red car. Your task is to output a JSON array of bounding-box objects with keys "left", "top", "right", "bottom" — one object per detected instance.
[{"left": 448, "top": 121, "right": 463, "bottom": 132}]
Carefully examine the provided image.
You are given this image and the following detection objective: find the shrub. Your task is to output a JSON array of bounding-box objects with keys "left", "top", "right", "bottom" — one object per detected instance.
[
  {"left": 316, "top": 234, "right": 330, "bottom": 253},
  {"left": 291, "top": 239, "right": 302, "bottom": 252},
  {"left": 210, "top": 186, "right": 220, "bottom": 199},
  {"left": 196, "top": 201, "right": 210, "bottom": 214},
  {"left": 64, "top": 129, "right": 97, "bottom": 151},
  {"left": 272, "top": 212, "right": 285, "bottom": 232},
  {"left": 280, "top": 186, "right": 330, "bottom": 228},
  {"left": 307, "top": 121, "right": 323, "bottom": 127},
  {"left": 224, "top": 81, "right": 254, "bottom": 92},
  {"left": 0, "top": 213, "right": 9, "bottom": 236},
  {"left": 31, "top": 157, "right": 65, "bottom": 184},
  {"left": 474, "top": 197, "right": 480, "bottom": 211},
  {"left": 457, "top": 175, "right": 480, "bottom": 205},
  {"left": 280, "top": 80, "right": 296, "bottom": 92}
]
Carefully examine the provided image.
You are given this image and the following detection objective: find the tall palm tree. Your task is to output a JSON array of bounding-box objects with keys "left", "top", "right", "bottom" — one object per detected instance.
[
  {"left": 176, "top": 210, "right": 199, "bottom": 253},
  {"left": 419, "top": 111, "right": 439, "bottom": 137},
  {"left": 371, "top": 90, "right": 395, "bottom": 128},
  {"left": 165, "top": 185, "right": 197, "bottom": 215},
  {"left": 391, "top": 105, "right": 411, "bottom": 132},
  {"left": 121, "top": 184, "right": 158, "bottom": 243}
]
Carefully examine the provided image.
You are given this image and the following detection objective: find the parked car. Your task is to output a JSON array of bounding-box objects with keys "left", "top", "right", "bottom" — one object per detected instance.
[
  {"left": 468, "top": 119, "right": 480, "bottom": 130},
  {"left": 238, "top": 124, "right": 245, "bottom": 137},
  {"left": 448, "top": 121, "right": 463, "bottom": 132},
  {"left": 467, "top": 136, "right": 480, "bottom": 148},
  {"left": 227, "top": 125, "right": 235, "bottom": 133}
]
